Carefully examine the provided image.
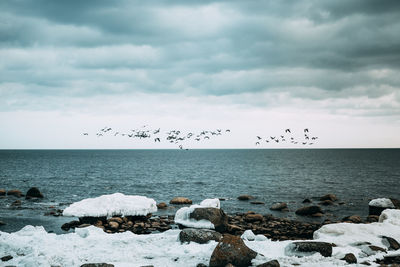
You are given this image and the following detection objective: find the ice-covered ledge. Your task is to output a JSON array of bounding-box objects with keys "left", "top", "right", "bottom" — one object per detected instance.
[{"left": 62, "top": 193, "right": 157, "bottom": 218}]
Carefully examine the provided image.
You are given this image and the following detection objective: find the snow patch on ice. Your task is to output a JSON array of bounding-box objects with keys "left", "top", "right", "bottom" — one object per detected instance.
[
  {"left": 369, "top": 198, "right": 395, "bottom": 208},
  {"left": 63, "top": 193, "right": 157, "bottom": 218},
  {"left": 200, "top": 198, "right": 220, "bottom": 208}
]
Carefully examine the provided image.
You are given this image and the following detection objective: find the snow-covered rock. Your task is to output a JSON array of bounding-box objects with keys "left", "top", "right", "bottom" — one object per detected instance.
[
  {"left": 63, "top": 193, "right": 157, "bottom": 218},
  {"left": 200, "top": 198, "right": 220, "bottom": 209},
  {"left": 369, "top": 198, "right": 395, "bottom": 208}
]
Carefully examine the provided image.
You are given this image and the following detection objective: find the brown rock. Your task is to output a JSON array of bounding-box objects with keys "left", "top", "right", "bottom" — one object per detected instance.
[
  {"left": 109, "top": 217, "right": 123, "bottom": 224},
  {"left": 179, "top": 228, "right": 222, "bottom": 244},
  {"left": 257, "top": 260, "right": 280, "bottom": 267},
  {"left": 7, "top": 189, "right": 23, "bottom": 197},
  {"left": 26, "top": 187, "right": 44, "bottom": 199},
  {"left": 366, "top": 215, "right": 379, "bottom": 223},
  {"left": 0, "top": 220, "right": 5, "bottom": 226},
  {"left": 341, "top": 253, "right": 357, "bottom": 264},
  {"left": 368, "top": 245, "right": 386, "bottom": 253},
  {"left": 311, "top": 213, "right": 324, "bottom": 217},
  {"left": 320, "top": 200, "right": 334, "bottom": 206},
  {"left": 237, "top": 195, "right": 254, "bottom": 201},
  {"left": 11, "top": 200, "right": 21, "bottom": 206},
  {"left": 1, "top": 255, "right": 13, "bottom": 261},
  {"left": 320, "top": 194, "right": 337, "bottom": 202},
  {"left": 157, "top": 202, "right": 168, "bottom": 209},
  {"left": 382, "top": 236, "right": 400, "bottom": 250},
  {"left": 302, "top": 198, "right": 312, "bottom": 203},
  {"left": 375, "top": 255, "right": 400, "bottom": 265},
  {"left": 209, "top": 234, "right": 257, "bottom": 267},
  {"left": 225, "top": 264, "right": 235, "bottom": 267},
  {"left": 295, "top": 206, "right": 323, "bottom": 216},
  {"left": 244, "top": 213, "right": 264, "bottom": 222},
  {"left": 0, "top": 189, "right": 6, "bottom": 196},
  {"left": 270, "top": 202, "right": 287, "bottom": 211},
  {"left": 170, "top": 197, "right": 192, "bottom": 205},
  {"left": 250, "top": 201, "right": 265, "bottom": 205},
  {"left": 342, "top": 215, "right": 362, "bottom": 223},
  {"left": 108, "top": 221, "right": 119, "bottom": 230},
  {"left": 189, "top": 208, "right": 229, "bottom": 233}
]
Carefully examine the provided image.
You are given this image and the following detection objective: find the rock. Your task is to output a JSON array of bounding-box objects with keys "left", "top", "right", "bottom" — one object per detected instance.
[
  {"left": 302, "top": 198, "right": 311, "bottom": 203},
  {"left": 209, "top": 234, "right": 257, "bottom": 267},
  {"left": 108, "top": 221, "right": 119, "bottom": 230},
  {"left": 320, "top": 194, "right": 337, "bottom": 202},
  {"left": 224, "top": 264, "right": 235, "bottom": 267},
  {"left": 11, "top": 200, "right": 21, "bottom": 206},
  {"left": 109, "top": 217, "right": 123, "bottom": 224},
  {"left": 157, "top": 202, "right": 168, "bottom": 209},
  {"left": 25, "top": 187, "right": 44, "bottom": 199},
  {"left": 320, "top": 200, "right": 334, "bottom": 206},
  {"left": 382, "top": 236, "right": 400, "bottom": 250},
  {"left": 295, "top": 206, "right": 323, "bottom": 216},
  {"left": 369, "top": 198, "right": 400, "bottom": 216},
  {"left": 376, "top": 255, "right": 400, "bottom": 265},
  {"left": 1, "top": 255, "right": 13, "bottom": 261},
  {"left": 0, "top": 221, "right": 5, "bottom": 226},
  {"left": 79, "top": 216, "right": 107, "bottom": 224},
  {"left": 362, "top": 245, "right": 387, "bottom": 256},
  {"left": 196, "top": 264, "right": 207, "bottom": 267},
  {"left": 311, "top": 212, "right": 324, "bottom": 217},
  {"left": 80, "top": 264, "right": 115, "bottom": 267},
  {"left": 286, "top": 241, "right": 333, "bottom": 257},
  {"left": 342, "top": 215, "right": 362, "bottom": 223},
  {"left": 170, "top": 197, "right": 192, "bottom": 205},
  {"left": 7, "top": 190, "right": 23, "bottom": 197},
  {"left": 250, "top": 201, "right": 265, "bottom": 205},
  {"left": 270, "top": 202, "right": 287, "bottom": 211},
  {"left": 77, "top": 224, "right": 91, "bottom": 228},
  {"left": 366, "top": 215, "right": 379, "bottom": 223},
  {"left": 257, "top": 260, "right": 280, "bottom": 267},
  {"left": 341, "top": 253, "right": 357, "bottom": 264},
  {"left": 189, "top": 208, "right": 228, "bottom": 233},
  {"left": 237, "top": 195, "right": 254, "bottom": 201},
  {"left": 61, "top": 220, "right": 80, "bottom": 231},
  {"left": 179, "top": 228, "right": 222, "bottom": 244},
  {"left": 0, "top": 189, "right": 6, "bottom": 196},
  {"left": 244, "top": 213, "right": 264, "bottom": 222}
]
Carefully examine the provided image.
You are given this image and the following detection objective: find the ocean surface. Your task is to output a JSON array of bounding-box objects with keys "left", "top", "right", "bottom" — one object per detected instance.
[{"left": 0, "top": 149, "right": 399, "bottom": 234}]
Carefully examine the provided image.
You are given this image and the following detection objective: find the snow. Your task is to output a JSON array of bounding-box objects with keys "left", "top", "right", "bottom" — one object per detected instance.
[
  {"left": 63, "top": 193, "right": 157, "bottom": 218},
  {"left": 200, "top": 198, "right": 220, "bottom": 208},
  {"left": 174, "top": 205, "right": 215, "bottom": 229},
  {"left": 174, "top": 198, "right": 221, "bottom": 229},
  {"left": 3, "top": 204, "right": 400, "bottom": 266},
  {"left": 369, "top": 198, "right": 395, "bottom": 208}
]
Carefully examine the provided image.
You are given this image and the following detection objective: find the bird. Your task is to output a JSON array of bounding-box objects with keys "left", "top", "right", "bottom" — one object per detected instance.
[
  {"left": 83, "top": 133, "right": 88, "bottom": 136},
  {"left": 225, "top": 129, "right": 231, "bottom": 132},
  {"left": 304, "top": 128, "right": 309, "bottom": 133},
  {"left": 154, "top": 138, "right": 160, "bottom": 142},
  {"left": 285, "top": 129, "right": 291, "bottom": 133},
  {"left": 255, "top": 142, "right": 260, "bottom": 145},
  {"left": 256, "top": 136, "right": 262, "bottom": 140}
]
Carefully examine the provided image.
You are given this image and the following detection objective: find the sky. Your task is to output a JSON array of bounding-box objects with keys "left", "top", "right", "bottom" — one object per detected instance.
[{"left": 1, "top": 0, "right": 400, "bottom": 149}]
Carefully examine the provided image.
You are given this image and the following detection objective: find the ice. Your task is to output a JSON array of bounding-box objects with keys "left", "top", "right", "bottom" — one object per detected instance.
[
  {"left": 174, "top": 205, "right": 215, "bottom": 229},
  {"left": 63, "top": 193, "right": 157, "bottom": 218},
  {"left": 369, "top": 198, "right": 395, "bottom": 208},
  {"left": 200, "top": 198, "right": 220, "bottom": 208},
  {"left": 241, "top": 230, "right": 256, "bottom": 241}
]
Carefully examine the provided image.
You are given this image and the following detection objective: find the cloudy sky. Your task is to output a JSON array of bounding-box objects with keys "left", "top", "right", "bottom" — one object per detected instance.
[{"left": 1, "top": 0, "right": 400, "bottom": 149}]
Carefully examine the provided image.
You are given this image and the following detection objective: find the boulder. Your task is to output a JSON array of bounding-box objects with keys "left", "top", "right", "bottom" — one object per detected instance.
[
  {"left": 179, "top": 228, "right": 222, "bottom": 244},
  {"left": 196, "top": 264, "right": 207, "bottom": 267},
  {"left": 244, "top": 213, "right": 264, "bottom": 222},
  {"left": 362, "top": 245, "right": 387, "bottom": 256},
  {"left": 25, "top": 187, "right": 44, "bottom": 199},
  {"left": 157, "top": 202, "right": 168, "bottom": 209},
  {"left": 0, "top": 189, "right": 6, "bottom": 196},
  {"left": 108, "top": 221, "right": 119, "bottom": 230},
  {"left": 189, "top": 208, "right": 228, "bottom": 233},
  {"left": 209, "top": 234, "right": 257, "bottom": 267},
  {"left": 1, "top": 255, "right": 13, "bottom": 261},
  {"left": 270, "top": 202, "right": 287, "bottom": 211},
  {"left": 320, "top": 200, "right": 334, "bottom": 206},
  {"left": 342, "top": 215, "right": 362, "bottom": 223},
  {"left": 257, "top": 260, "right": 280, "bottom": 267},
  {"left": 80, "top": 264, "right": 114, "bottom": 267},
  {"left": 109, "top": 217, "right": 123, "bottom": 224},
  {"left": 237, "top": 195, "right": 254, "bottom": 201},
  {"left": 286, "top": 241, "right": 333, "bottom": 257},
  {"left": 369, "top": 198, "right": 400, "bottom": 216},
  {"left": 320, "top": 194, "right": 337, "bottom": 202},
  {"left": 295, "top": 206, "right": 323, "bottom": 216},
  {"left": 170, "top": 197, "right": 192, "bottom": 205},
  {"left": 0, "top": 220, "right": 5, "bottom": 226},
  {"left": 250, "top": 201, "right": 265, "bottom": 205},
  {"left": 376, "top": 255, "right": 400, "bottom": 265},
  {"left": 341, "top": 253, "right": 357, "bottom": 264},
  {"left": 302, "top": 198, "right": 311, "bottom": 203},
  {"left": 381, "top": 236, "right": 400, "bottom": 250},
  {"left": 7, "top": 189, "right": 23, "bottom": 197}
]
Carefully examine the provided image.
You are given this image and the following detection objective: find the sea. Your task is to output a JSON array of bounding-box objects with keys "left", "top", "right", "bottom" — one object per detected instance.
[{"left": 0, "top": 149, "right": 399, "bottom": 234}]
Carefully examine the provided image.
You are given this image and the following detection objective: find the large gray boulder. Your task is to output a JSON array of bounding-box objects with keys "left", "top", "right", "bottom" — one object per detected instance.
[{"left": 179, "top": 228, "right": 222, "bottom": 244}]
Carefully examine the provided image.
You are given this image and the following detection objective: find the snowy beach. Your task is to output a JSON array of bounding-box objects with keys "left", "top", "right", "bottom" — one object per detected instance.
[{"left": 1, "top": 194, "right": 400, "bottom": 266}]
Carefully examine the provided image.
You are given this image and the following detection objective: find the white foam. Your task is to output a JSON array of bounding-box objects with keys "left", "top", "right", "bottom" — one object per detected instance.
[{"left": 63, "top": 193, "right": 157, "bottom": 218}]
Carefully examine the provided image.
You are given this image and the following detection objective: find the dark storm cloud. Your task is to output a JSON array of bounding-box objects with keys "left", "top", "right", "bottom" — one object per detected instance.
[{"left": 1, "top": 0, "right": 400, "bottom": 112}]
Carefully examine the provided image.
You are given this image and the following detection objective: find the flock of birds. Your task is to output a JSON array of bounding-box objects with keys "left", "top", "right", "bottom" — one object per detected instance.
[
  {"left": 254, "top": 128, "right": 319, "bottom": 146},
  {"left": 83, "top": 126, "right": 230, "bottom": 149},
  {"left": 83, "top": 126, "right": 319, "bottom": 148}
]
